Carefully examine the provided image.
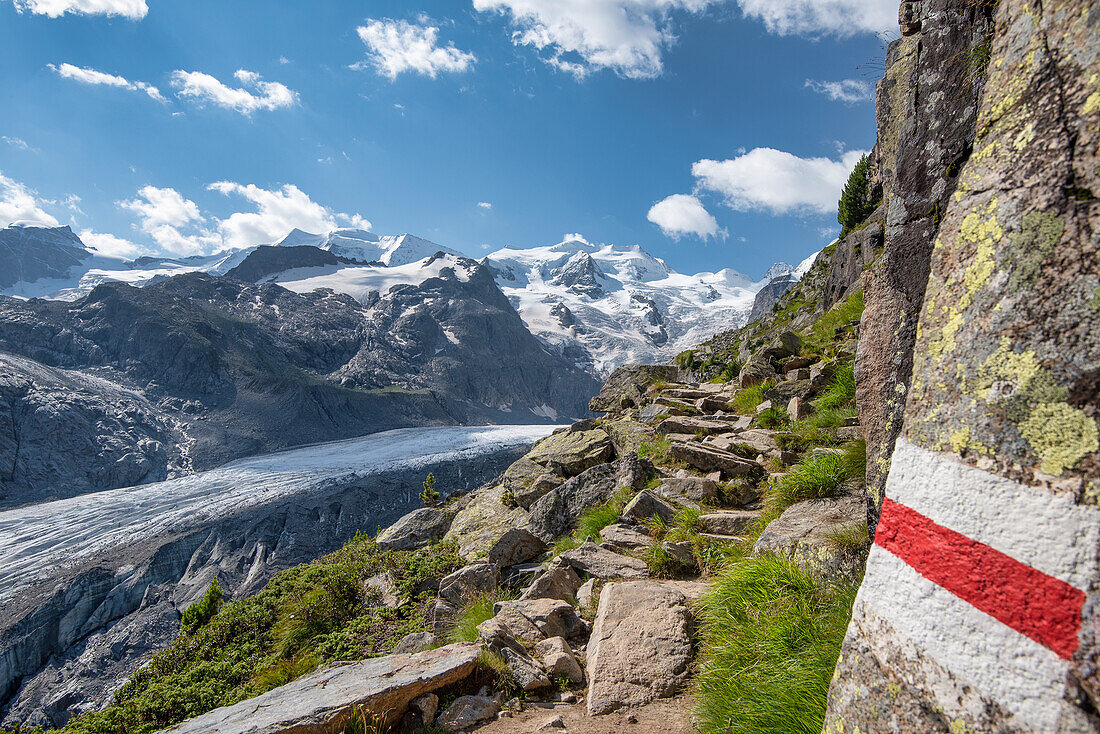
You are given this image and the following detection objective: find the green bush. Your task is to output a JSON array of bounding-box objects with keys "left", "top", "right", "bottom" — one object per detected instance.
[
  {"left": 693, "top": 556, "right": 858, "bottom": 734},
  {"left": 60, "top": 537, "right": 463, "bottom": 734},
  {"left": 181, "top": 579, "right": 223, "bottom": 635},
  {"left": 837, "top": 154, "right": 875, "bottom": 237}
]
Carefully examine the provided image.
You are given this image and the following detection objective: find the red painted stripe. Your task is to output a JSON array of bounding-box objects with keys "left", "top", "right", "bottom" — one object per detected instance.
[{"left": 875, "top": 497, "right": 1085, "bottom": 660}]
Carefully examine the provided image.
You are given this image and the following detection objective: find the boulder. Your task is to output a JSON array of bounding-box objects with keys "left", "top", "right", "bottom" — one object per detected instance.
[
  {"left": 697, "top": 511, "right": 760, "bottom": 536},
  {"left": 443, "top": 486, "right": 531, "bottom": 560},
  {"left": 788, "top": 396, "right": 811, "bottom": 421},
  {"left": 637, "top": 403, "right": 670, "bottom": 422},
  {"left": 585, "top": 581, "right": 694, "bottom": 715},
  {"left": 363, "top": 572, "right": 401, "bottom": 608},
  {"left": 488, "top": 528, "right": 547, "bottom": 568},
  {"left": 576, "top": 578, "right": 597, "bottom": 609},
  {"left": 534, "top": 637, "right": 585, "bottom": 685},
  {"left": 752, "top": 495, "right": 867, "bottom": 579},
  {"left": 392, "top": 631, "right": 438, "bottom": 655},
  {"left": 501, "top": 457, "right": 564, "bottom": 508},
  {"left": 501, "top": 562, "right": 543, "bottom": 592},
  {"left": 518, "top": 560, "right": 583, "bottom": 602},
  {"left": 658, "top": 476, "right": 720, "bottom": 503},
  {"left": 764, "top": 379, "right": 812, "bottom": 404},
  {"left": 500, "top": 647, "right": 552, "bottom": 691},
  {"left": 620, "top": 490, "right": 679, "bottom": 525},
  {"left": 478, "top": 608, "right": 545, "bottom": 648},
  {"left": 722, "top": 478, "right": 762, "bottom": 508},
  {"left": 526, "top": 429, "right": 615, "bottom": 476},
  {"left": 669, "top": 442, "right": 761, "bottom": 477},
  {"left": 436, "top": 691, "right": 503, "bottom": 731},
  {"left": 164, "top": 643, "right": 482, "bottom": 734},
  {"left": 754, "top": 399, "right": 773, "bottom": 414},
  {"left": 375, "top": 507, "right": 455, "bottom": 551},
  {"left": 493, "top": 598, "right": 586, "bottom": 640},
  {"left": 431, "top": 599, "right": 457, "bottom": 636},
  {"left": 557, "top": 542, "right": 649, "bottom": 581},
  {"left": 598, "top": 524, "right": 655, "bottom": 551},
  {"left": 761, "top": 331, "right": 802, "bottom": 360},
  {"left": 655, "top": 416, "right": 732, "bottom": 436},
  {"left": 527, "top": 454, "right": 655, "bottom": 542},
  {"left": 589, "top": 364, "right": 680, "bottom": 413},
  {"left": 739, "top": 356, "right": 775, "bottom": 387},
  {"left": 781, "top": 356, "right": 814, "bottom": 373},
  {"left": 438, "top": 562, "right": 500, "bottom": 606}
]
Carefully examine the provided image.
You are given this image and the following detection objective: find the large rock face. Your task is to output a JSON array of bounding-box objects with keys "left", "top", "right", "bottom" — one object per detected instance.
[
  {"left": 856, "top": 0, "right": 996, "bottom": 530},
  {"left": 0, "top": 260, "right": 598, "bottom": 506},
  {"left": 826, "top": 2, "right": 1100, "bottom": 731},
  {"left": 0, "top": 224, "right": 90, "bottom": 291}
]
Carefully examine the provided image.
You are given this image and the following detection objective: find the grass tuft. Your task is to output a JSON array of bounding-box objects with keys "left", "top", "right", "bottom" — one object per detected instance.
[
  {"left": 693, "top": 556, "right": 858, "bottom": 734},
  {"left": 756, "top": 406, "right": 791, "bottom": 429},
  {"left": 812, "top": 361, "right": 855, "bottom": 412},
  {"left": 732, "top": 380, "right": 774, "bottom": 414},
  {"left": 447, "top": 592, "right": 513, "bottom": 645}
]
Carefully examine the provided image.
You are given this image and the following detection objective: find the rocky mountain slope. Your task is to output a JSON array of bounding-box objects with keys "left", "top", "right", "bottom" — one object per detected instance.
[
  {"left": 0, "top": 225, "right": 815, "bottom": 377},
  {"left": 0, "top": 223, "right": 91, "bottom": 291},
  {"left": 0, "top": 426, "right": 548, "bottom": 729},
  {"left": 0, "top": 252, "right": 599, "bottom": 507}
]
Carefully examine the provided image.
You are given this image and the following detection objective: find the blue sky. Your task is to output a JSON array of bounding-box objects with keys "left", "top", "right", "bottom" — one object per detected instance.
[{"left": 0, "top": 0, "right": 896, "bottom": 278}]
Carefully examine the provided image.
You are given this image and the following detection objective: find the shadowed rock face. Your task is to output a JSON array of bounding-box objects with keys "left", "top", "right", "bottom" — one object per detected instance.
[
  {"left": 827, "top": 1, "right": 1100, "bottom": 730},
  {"left": 747, "top": 274, "right": 797, "bottom": 322},
  {"left": 0, "top": 225, "right": 89, "bottom": 291},
  {"left": 0, "top": 261, "right": 599, "bottom": 507},
  {"left": 857, "top": 0, "right": 996, "bottom": 530}
]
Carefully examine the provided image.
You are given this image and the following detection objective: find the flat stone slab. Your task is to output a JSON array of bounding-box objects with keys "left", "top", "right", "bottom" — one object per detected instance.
[
  {"left": 558, "top": 542, "right": 649, "bottom": 581},
  {"left": 669, "top": 442, "right": 761, "bottom": 476},
  {"left": 753, "top": 494, "right": 867, "bottom": 579},
  {"left": 586, "top": 581, "right": 694, "bottom": 715},
  {"left": 165, "top": 643, "right": 481, "bottom": 734},
  {"left": 697, "top": 511, "right": 761, "bottom": 536}
]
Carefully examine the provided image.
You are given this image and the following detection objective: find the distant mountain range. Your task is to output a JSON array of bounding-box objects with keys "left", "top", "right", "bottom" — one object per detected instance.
[{"left": 0, "top": 223, "right": 819, "bottom": 375}]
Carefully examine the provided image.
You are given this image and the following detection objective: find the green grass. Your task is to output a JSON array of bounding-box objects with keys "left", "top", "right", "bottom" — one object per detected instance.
[
  {"left": 812, "top": 361, "right": 855, "bottom": 412},
  {"left": 59, "top": 535, "right": 463, "bottom": 734},
  {"left": 575, "top": 488, "right": 633, "bottom": 541},
  {"left": 756, "top": 406, "right": 791, "bottom": 429},
  {"left": 732, "top": 380, "right": 774, "bottom": 414},
  {"left": 825, "top": 522, "right": 871, "bottom": 552},
  {"left": 805, "top": 291, "right": 864, "bottom": 354},
  {"left": 692, "top": 556, "right": 859, "bottom": 734},
  {"left": 446, "top": 591, "right": 515, "bottom": 644},
  {"left": 637, "top": 435, "right": 684, "bottom": 466}
]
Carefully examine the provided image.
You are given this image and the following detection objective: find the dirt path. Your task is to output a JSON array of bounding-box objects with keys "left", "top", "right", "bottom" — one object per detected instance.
[{"left": 477, "top": 695, "right": 694, "bottom": 733}]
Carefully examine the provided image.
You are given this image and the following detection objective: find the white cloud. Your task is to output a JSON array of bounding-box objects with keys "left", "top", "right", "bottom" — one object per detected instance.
[
  {"left": 0, "top": 173, "right": 60, "bottom": 226},
  {"left": 119, "top": 185, "right": 216, "bottom": 255},
  {"left": 208, "top": 181, "right": 371, "bottom": 248},
  {"left": 171, "top": 69, "right": 297, "bottom": 115},
  {"left": 355, "top": 19, "right": 476, "bottom": 79},
  {"left": 49, "top": 62, "right": 164, "bottom": 101},
  {"left": 647, "top": 193, "right": 725, "bottom": 240},
  {"left": 692, "top": 147, "right": 866, "bottom": 215},
  {"left": 805, "top": 78, "right": 873, "bottom": 103},
  {"left": 12, "top": 0, "right": 146, "bottom": 18},
  {"left": 735, "top": 0, "right": 896, "bottom": 36},
  {"left": 478, "top": 201, "right": 493, "bottom": 210},
  {"left": 79, "top": 230, "right": 144, "bottom": 258},
  {"left": 473, "top": 0, "right": 714, "bottom": 79},
  {"left": 2, "top": 136, "right": 31, "bottom": 150}
]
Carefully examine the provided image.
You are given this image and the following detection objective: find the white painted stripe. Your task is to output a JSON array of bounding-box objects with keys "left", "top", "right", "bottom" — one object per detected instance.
[
  {"left": 857, "top": 546, "right": 1085, "bottom": 732},
  {"left": 886, "top": 438, "right": 1100, "bottom": 589}
]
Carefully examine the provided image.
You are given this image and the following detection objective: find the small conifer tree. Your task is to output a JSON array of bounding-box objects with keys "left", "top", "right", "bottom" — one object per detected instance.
[
  {"left": 419, "top": 472, "right": 440, "bottom": 507},
  {"left": 837, "top": 154, "right": 875, "bottom": 237}
]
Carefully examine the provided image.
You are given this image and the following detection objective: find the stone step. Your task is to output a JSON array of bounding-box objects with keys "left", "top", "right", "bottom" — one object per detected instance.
[
  {"left": 697, "top": 533, "right": 750, "bottom": 544},
  {"left": 697, "top": 511, "right": 762, "bottom": 536},
  {"left": 668, "top": 441, "right": 762, "bottom": 477}
]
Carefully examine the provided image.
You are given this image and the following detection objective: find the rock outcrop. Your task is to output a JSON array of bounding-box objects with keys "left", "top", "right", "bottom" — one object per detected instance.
[
  {"left": 826, "top": 1, "right": 1100, "bottom": 731},
  {"left": 164, "top": 643, "right": 481, "bottom": 734},
  {"left": 856, "top": 0, "right": 996, "bottom": 530},
  {"left": 0, "top": 259, "right": 599, "bottom": 506}
]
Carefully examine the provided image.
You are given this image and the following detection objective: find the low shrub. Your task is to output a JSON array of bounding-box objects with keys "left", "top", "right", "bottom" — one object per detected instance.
[
  {"left": 756, "top": 406, "right": 791, "bottom": 429},
  {"left": 181, "top": 579, "right": 223, "bottom": 635}
]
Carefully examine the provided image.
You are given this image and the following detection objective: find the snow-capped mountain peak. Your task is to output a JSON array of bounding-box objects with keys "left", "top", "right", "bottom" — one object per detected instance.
[{"left": 276, "top": 229, "right": 460, "bottom": 267}]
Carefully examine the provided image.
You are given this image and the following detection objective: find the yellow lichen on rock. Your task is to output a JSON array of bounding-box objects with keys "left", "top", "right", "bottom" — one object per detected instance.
[{"left": 1019, "top": 403, "right": 1099, "bottom": 475}]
